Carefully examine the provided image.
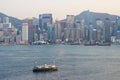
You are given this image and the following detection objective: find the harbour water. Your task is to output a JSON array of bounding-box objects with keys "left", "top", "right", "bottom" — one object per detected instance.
[{"left": 0, "top": 45, "right": 120, "bottom": 80}]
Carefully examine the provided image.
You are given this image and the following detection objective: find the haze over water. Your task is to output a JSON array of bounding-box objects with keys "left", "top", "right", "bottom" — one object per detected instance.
[{"left": 0, "top": 45, "right": 120, "bottom": 80}]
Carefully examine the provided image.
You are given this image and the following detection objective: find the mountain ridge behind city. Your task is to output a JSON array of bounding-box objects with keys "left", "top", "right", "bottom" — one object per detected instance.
[{"left": 0, "top": 10, "right": 119, "bottom": 30}]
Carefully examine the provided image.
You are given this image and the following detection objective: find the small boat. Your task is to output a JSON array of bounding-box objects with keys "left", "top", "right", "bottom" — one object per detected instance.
[
  {"left": 33, "top": 64, "right": 58, "bottom": 72},
  {"left": 97, "top": 43, "right": 111, "bottom": 46}
]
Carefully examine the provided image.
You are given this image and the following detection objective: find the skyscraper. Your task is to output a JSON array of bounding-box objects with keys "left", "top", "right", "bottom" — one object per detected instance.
[
  {"left": 22, "top": 22, "right": 28, "bottom": 42},
  {"left": 28, "top": 18, "right": 34, "bottom": 43},
  {"left": 39, "top": 14, "right": 53, "bottom": 32},
  {"left": 116, "top": 17, "right": 120, "bottom": 42},
  {"left": 47, "top": 23, "right": 55, "bottom": 42},
  {"left": 104, "top": 18, "right": 111, "bottom": 42},
  {"left": 66, "top": 15, "right": 74, "bottom": 28},
  {"left": 54, "top": 21, "right": 62, "bottom": 41},
  {"left": 0, "top": 18, "right": 2, "bottom": 23},
  {"left": 65, "top": 15, "right": 75, "bottom": 41},
  {"left": 75, "top": 19, "right": 82, "bottom": 41}
]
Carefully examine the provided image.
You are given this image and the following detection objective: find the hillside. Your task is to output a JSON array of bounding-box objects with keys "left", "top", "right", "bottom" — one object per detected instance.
[{"left": 0, "top": 12, "right": 22, "bottom": 30}]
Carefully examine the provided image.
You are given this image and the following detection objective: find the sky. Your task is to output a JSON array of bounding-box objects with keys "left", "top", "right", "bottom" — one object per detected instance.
[{"left": 0, "top": 0, "right": 120, "bottom": 20}]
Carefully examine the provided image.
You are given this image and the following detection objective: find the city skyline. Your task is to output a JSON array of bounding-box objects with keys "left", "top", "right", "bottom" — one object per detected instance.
[{"left": 0, "top": 0, "right": 120, "bottom": 20}]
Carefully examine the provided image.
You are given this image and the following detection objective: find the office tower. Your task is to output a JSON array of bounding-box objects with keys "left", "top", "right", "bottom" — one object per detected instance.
[
  {"left": 81, "top": 19, "right": 85, "bottom": 40},
  {"left": 64, "top": 28, "right": 70, "bottom": 42},
  {"left": 54, "top": 21, "right": 62, "bottom": 42},
  {"left": 0, "top": 23, "right": 3, "bottom": 41},
  {"left": 104, "top": 18, "right": 111, "bottom": 42},
  {"left": 65, "top": 15, "right": 75, "bottom": 41},
  {"left": 93, "top": 28, "right": 97, "bottom": 41},
  {"left": 22, "top": 22, "right": 28, "bottom": 42},
  {"left": 28, "top": 18, "right": 34, "bottom": 43},
  {"left": 89, "top": 24, "right": 94, "bottom": 41},
  {"left": 116, "top": 17, "right": 120, "bottom": 42},
  {"left": 47, "top": 23, "right": 55, "bottom": 41},
  {"left": 0, "top": 18, "right": 1, "bottom": 23},
  {"left": 0, "top": 23, "right": 3, "bottom": 29},
  {"left": 75, "top": 20, "right": 81, "bottom": 40},
  {"left": 0, "top": 23, "right": 3, "bottom": 38},
  {"left": 66, "top": 15, "right": 74, "bottom": 27},
  {"left": 39, "top": 14, "right": 53, "bottom": 32},
  {"left": 70, "top": 28, "right": 75, "bottom": 41},
  {"left": 116, "top": 17, "right": 120, "bottom": 31},
  {"left": 95, "top": 19, "right": 104, "bottom": 41}
]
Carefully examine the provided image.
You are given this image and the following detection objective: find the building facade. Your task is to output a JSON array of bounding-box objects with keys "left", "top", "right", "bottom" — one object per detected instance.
[{"left": 22, "top": 22, "right": 28, "bottom": 42}]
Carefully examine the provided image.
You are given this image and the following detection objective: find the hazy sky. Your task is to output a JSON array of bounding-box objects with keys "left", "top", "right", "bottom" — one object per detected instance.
[{"left": 0, "top": 0, "right": 120, "bottom": 20}]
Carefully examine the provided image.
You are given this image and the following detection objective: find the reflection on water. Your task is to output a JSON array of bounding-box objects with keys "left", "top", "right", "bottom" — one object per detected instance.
[
  {"left": 58, "top": 50, "right": 65, "bottom": 57},
  {"left": 0, "top": 45, "right": 120, "bottom": 80}
]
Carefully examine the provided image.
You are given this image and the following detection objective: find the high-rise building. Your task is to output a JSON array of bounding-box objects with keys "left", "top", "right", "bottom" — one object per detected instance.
[
  {"left": 104, "top": 18, "right": 111, "bottom": 42},
  {"left": 66, "top": 15, "right": 74, "bottom": 27},
  {"left": 54, "top": 21, "right": 62, "bottom": 41},
  {"left": 22, "top": 22, "right": 28, "bottom": 42},
  {"left": 0, "top": 18, "right": 2, "bottom": 23},
  {"left": 81, "top": 19, "right": 85, "bottom": 40},
  {"left": 89, "top": 24, "right": 94, "bottom": 41},
  {"left": 64, "top": 28, "right": 70, "bottom": 42},
  {"left": 65, "top": 15, "right": 75, "bottom": 42},
  {"left": 95, "top": 19, "right": 104, "bottom": 42},
  {"left": 39, "top": 14, "right": 53, "bottom": 32},
  {"left": 28, "top": 18, "right": 34, "bottom": 43},
  {"left": 116, "top": 17, "right": 120, "bottom": 42},
  {"left": 47, "top": 23, "right": 55, "bottom": 41}
]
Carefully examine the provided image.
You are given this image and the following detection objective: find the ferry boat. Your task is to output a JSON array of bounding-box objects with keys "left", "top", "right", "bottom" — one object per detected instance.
[{"left": 33, "top": 64, "right": 58, "bottom": 72}]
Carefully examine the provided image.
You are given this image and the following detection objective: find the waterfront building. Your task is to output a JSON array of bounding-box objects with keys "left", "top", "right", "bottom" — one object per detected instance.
[
  {"left": 92, "top": 27, "right": 98, "bottom": 41},
  {"left": 22, "top": 22, "right": 28, "bottom": 42},
  {"left": 104, "top": 18, "right": 111, "bottom": 42},
  {"left": 84, "top": 25, "right": 89, "bottom": 41},
  {"left": 65, "top": 15, "right": 75, "bottom": 42},
  {"left": 0, "top": 18, "right": 1, "bottom": 23},
  {"left": 28, "top": 18, "right": 34, "bottom": 43},
  {"left": 16, "top": 35, "right": 21, "bottom": 45},
  {"left": 0, "top": 23, "right": 3, "bottom": 41},
  {"left": 0, "top": 23, "right": 3, "bottom": 30},
  {"left": 54, "top": 20, "right": 62, "bottom": 42},
  {"left": 47, "top": 23, "right": 55, "bottom": 42},
  {"left": 64, "top": 28, "right": 70, "bottom": 42},
  {"left": 95, "top": 19, "right": 104, "bottom": 42},
  {"left": 75, "top": 20, "right": 81, "bottom": 41},
  {"left": 116, "top": 17, "right": 120, "bottom": 42},
  {"left": 88, "top": 24, "right": 93, "bottom": 41},
  {"left": 81, "top": 19, "right": 85, "bottom": 40}
]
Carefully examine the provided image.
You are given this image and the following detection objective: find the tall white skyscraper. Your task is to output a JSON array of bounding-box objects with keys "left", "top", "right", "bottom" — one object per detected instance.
[{"left": 22, "top": 22, "right": 28, "bottom": 42}]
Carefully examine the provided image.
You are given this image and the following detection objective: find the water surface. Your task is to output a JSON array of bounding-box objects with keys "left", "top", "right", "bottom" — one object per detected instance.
[{"left": 0, "top": 45, "right": 120, "bottom": 80}]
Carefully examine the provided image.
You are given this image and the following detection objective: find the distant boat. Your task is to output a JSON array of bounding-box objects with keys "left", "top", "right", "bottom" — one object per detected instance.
[
  {"left": 97, "top": 43, "right": 111, "bottom": 46},
  {"left": 70, "top": 42, "right": 80, "bottom": 45},
  {"left": 84, "top": 43, "right": 96, "bottom": 46},
  {"left": 33, "top": 64, "right": 58, "bottom": 72},
  {"left": 84, "top": 41, "right": 97, "bottom": 46}
]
